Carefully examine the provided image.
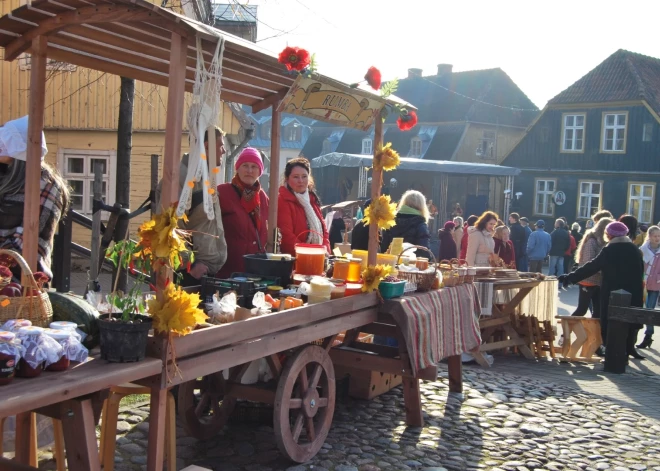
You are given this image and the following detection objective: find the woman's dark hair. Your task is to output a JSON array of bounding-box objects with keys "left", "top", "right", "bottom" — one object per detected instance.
[
  {"left": 618, "top": 214, "right": 638, "bottom": 237},
  {"left": 0, "top": 160, "right": 70, "bottom": 214},
  {"left": 475, "top": 211, "right": 499, "bottom": 231},
  {"left": 282, "top": 157, "right": 315, "bottom": 190},
  {"left": 466, "top": 215, "right": 478, "bottom": 227}
]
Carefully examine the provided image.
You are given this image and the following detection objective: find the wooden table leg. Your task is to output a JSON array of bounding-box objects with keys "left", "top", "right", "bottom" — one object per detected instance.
[
  {"left": 14, "top": 412, "right": 37, "bottom": 466},
  {"left": 60, "top": 399, "right": 100, "bottom": 471},
  {"left": 502, "top": 324, "right": 536, "bottom": 359},
  {"left": 147, "top": 386, "right": 167, "bottom": 471},
  {"left": 447, "top": 355, "right": 462, "bottom": 393},
  {"left": 401, "top": 377, "right": 423, "bottom": 427}
]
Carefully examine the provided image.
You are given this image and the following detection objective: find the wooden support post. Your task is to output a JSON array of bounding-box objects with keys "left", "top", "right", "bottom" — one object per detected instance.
[
  {"left": 367, "top": 118, "right": 384, "bottom": 266},
  {"left": 14, "top": 412, "right": 37, "bottom": 466},
  {"left": 447, "top": 355, "right": 463, "bottom": 393},
  {"left": 89, "top": 162, "right": 103, "bottom": 293},
  {"left": 60, "top": 399, "right": 100, "bottom": 471},
  {"left": 24, "top": 35, "right": 48, "bottom": 271},
  {"left": 147, "top": 387, "right": 168, "bottom": 471},
  {"left": 52, "top": 213, "right": 72, "bottom": 292},
  {"left": 150, "top": 154, "right": 159, "bottom": 215},
  {"left": 605, "top": 290, "right": 632, "bottom": 374},
  {"left": 267, "top": 104, "right": 281, "bottom": 252}
]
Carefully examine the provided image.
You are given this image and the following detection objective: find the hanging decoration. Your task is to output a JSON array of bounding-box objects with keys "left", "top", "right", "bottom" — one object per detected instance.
[
  {"left": 278, "top": 46, "right": 317, "bottom": 76},
  {"left": 363, "top": 195, "right": 397, "bottom": 230},
  {"left": 361, "top": 264, "right": 393, "bottom": 293},
  {"left": 148, "top": 282, "right": 208, "bottom": 336},
  {"left": 373, "top": 142, "right": 400, "bottom": 172},
  {"left": 364, "top": 66, "right": 382, "bottom": 90},
  {"left": 136, "top": 206, "right": 192, "bottom": 271},
  {"left": 397, "top": 110, "right": 418, "bottom": 131}
]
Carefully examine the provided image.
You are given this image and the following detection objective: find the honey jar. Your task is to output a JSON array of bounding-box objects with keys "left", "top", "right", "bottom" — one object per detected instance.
[{"left": 416, "top": 257, "right": 429, "bottom": 271}]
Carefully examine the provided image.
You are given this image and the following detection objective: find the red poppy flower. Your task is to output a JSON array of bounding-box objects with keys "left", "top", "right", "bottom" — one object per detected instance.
[
  {"left": 364, "top": 66, "right": 382, "bottom": 90},
  {"left": 397, "top": 110, "right": 418, "bottom": 131},
  {"left": 278, "top": 46, "right": 311, "bottom": 72}
]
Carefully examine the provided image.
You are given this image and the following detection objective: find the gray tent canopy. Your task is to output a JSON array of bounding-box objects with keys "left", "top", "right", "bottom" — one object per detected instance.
[{"left": 310, "top": 153, "right": 521, "bottom": 176}]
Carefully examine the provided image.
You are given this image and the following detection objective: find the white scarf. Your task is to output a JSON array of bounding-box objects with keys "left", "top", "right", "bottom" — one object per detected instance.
[{"left": 294, "top": 189, "right": 323, "bottom": 245}]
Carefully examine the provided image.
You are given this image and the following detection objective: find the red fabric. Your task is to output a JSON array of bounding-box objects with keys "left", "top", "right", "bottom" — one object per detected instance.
[
  {"left": 277, "top": 185, "right": 330, "bottom": 256},
  {"left": 216, "top": 183, "right": 269, "bottom": 278},
  {"left": 565, "top": 234, "right": 577, "bottom": 256},
  {"left": 459, "top": 228, "right": 469, "bottom": 260},
  {"left": 231, "top": 174, "right": 263, "bottom": 231},
  {"left": 494, "top": 239, "right": 516, "bottom": 268}
]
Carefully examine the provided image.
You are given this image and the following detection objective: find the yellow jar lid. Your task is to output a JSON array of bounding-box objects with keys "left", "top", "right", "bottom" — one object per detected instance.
[{"left": 268, "top": 286, "right": 284, "bottom": 291}]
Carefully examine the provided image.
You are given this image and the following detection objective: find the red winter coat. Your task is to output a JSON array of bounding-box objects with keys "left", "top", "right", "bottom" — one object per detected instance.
[
  {"left": 277, "top": 185, "right": 330, "bottom": 256},
  {"left": 459, "top": 226, "right": 470, "bottom": 260},
  {"left": 216, "top": 183, "right": 269, "bottom": 278},
  {"left": 564, "top": 234, "right": 577, "bottom": 256},
  {"left": 494, "top": 238, "right": 516, "bottom": 268}
]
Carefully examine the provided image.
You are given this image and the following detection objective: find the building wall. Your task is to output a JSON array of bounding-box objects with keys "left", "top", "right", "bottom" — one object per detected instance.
[{"left": 454, "top": 123, "right": 526, "bottom": 165}]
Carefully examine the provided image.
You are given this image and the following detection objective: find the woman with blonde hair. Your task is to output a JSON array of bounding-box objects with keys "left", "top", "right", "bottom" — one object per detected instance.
[
  {"left": 493, "top": 225, "right": 515, "bottom": 268},
  {"left": 380, "top": 190, "right": 430, "bottom": 254},
  {"left": 466, "top": 210, "right": 498, "bottom": 267}
]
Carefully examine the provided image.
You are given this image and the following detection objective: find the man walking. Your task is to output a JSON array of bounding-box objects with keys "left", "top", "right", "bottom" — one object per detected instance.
[
  {"left": 548, "top": 219, "right": 570, "bottom": 276},
  {"left": 527, "top": 220, "right": 552, "bottom": 273},
  {"left": 519, "top": 217, "right": 532, "bottom": 271},
  {"left": 508, "top": 212, "right": 526, "bottom": 271}
]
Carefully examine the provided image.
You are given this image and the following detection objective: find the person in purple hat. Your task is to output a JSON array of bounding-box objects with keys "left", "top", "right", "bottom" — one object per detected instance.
[
  {"left": 216, "top": 147, "right": 269, "bottom": 278},
  {"left": 559, "top": 221, "right": 645, "bottom": 358},
  {"left": 437, "top": 220, "right": 457, "bottom": 260}
]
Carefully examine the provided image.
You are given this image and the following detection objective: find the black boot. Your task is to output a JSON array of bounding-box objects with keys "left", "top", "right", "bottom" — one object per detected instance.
[
  {"left": 627, "top": 329, "right": 646, "bottom": 359},
  {"left": 636, "top": 334, "right": 653, "bottom": 349}
]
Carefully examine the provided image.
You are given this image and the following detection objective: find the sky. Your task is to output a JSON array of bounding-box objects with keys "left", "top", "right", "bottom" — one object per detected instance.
[{"left": 230, "top": 0, "right": 660, "bottom": 109}]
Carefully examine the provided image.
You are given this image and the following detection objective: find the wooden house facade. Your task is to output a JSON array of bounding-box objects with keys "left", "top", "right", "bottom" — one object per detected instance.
[{"left": 502, "top": 50, "right": 660, "bottom": 225}]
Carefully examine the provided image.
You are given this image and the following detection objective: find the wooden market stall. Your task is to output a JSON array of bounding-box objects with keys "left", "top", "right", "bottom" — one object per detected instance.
[{"left": 0, "top": 1, "right": 484, "bottom": 470}]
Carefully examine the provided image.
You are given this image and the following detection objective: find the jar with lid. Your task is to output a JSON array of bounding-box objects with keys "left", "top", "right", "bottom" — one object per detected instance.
[
  {"left": 43, "top": 329, "right": 72, "bottom": 371},
  {"left": 1, "top": 319, "right": 32, "bottom": 333},
  {"left": 49, "top": 321, "right": 83, "bottom": 342},
  {"left": 0, "top": 331, "right": 21, "bottom": 385},
  {"left": 16, "top": 326, "right": 46, "bottom": 378}
]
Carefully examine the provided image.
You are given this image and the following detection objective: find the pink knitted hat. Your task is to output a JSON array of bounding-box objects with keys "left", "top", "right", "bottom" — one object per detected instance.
[
  {"left": 235, "top": 147, "right": 264, "bottom": 175},
  {"left": 605, "top": 221, "right": 629, "bottom": 238}
]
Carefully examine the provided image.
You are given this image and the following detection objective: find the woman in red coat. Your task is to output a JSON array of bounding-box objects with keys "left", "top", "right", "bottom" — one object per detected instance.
[
  {"left": 459, "top": 215, "right": 478, "bottom": 261},
  {"left": 277, "top": 158, "right": 330, "bottom": 255},
  {"left": 216, "top": 147, "right": 269, "bottom": 278},
  {"left": 493, "top": 225, "right": 516, "bottom": 268}
]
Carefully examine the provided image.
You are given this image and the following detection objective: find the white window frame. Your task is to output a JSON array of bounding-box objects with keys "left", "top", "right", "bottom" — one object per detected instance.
[
  {"left": 561, "top": 113, "right": 585, "bottom": 152},
  {"left": 284, "top": 123, "right": 301, "bottom": 142},
  {"left": 410, "top": 137, "right": 422, "bottom": 156},
  {"left": 57, "top": 149, "right": 117, "bottom": 216},
  {"left": 628, "top": 182, "right": 655, "bottom": 224},
  {"left": 577, "top": 180, "right": 603, "bottom": 219},
  {"left": 643, "top": 122, "right": 653, "bottom": 142},
  {"left": 534, "top": 178, "right": 556, "bottom": 217},
  {"left": 601, "top": 112, "right": 628, "bottom": 153},
  {"left": 361, "top": 138, "right": 373, "bottom": 155}
]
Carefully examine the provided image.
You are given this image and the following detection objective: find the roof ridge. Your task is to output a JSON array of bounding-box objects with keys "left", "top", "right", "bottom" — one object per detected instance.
[{"left": 623, "top": 53, "right": 648, "bottom": 101}]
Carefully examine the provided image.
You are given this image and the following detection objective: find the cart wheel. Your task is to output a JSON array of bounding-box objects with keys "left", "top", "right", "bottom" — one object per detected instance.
[
  {"left": 178, "top": 372, "right": 235, "bottom": 440},
  {"left": 274, "top": 345, "right": 336, "bottom": 463}
]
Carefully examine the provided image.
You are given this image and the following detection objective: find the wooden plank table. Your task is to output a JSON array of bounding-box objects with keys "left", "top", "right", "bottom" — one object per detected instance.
[
  {"left": 475, "top": 279, "right": 541, "bottom": 367},
  {"left": 0, "top": 356, "right": 162, "bottom": 471}
]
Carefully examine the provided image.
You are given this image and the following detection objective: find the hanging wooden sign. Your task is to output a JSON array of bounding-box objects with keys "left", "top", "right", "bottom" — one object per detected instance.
[{"left": 278, "top": 75, "right": 385, "bottom": 131}]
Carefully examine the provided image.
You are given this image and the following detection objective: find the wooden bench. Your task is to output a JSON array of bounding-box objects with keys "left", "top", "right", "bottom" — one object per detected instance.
[
  {"left": 556, "top": 316, "right": 602, "bottom": 362},
  {"left": 606, "top": 290, "right": 660, "bottom": 373}
]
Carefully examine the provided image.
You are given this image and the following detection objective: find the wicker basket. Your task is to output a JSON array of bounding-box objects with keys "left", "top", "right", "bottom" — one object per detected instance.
[
  {"left": 451, "top": 259, "right": 468, "bottom": 286},
  {"left": 438, "top": 260, "right": 459, "bottom": 287},
  {"left": 396, "top": 246, "right": 439, "bottom": 292},
  {"left": 0, "top": 249, "right": 53, "bottom": 327}
]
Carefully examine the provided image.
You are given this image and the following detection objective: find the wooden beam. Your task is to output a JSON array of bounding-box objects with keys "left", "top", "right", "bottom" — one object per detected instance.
[
  {"left": 159, "top": 32, "right": 187, "bottom": 208},
  {"left": 251, "top": 89, "right": 287, "bottom": 113},
  {"left": 5, "top": 6, "right": 156, "bottom": 60},
  {"left": 23, "top": 35, "right": 47, "bottom": 272},
  {"left": 267, "top": 103, "right": 281, "bottom": 252},
  {"left": 367, "top": 117, "right": 384, "bottom": 265}
]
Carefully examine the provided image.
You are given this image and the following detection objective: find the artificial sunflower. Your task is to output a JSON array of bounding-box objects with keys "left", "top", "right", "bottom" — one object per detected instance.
[
  {"left": 148, "top": 282, "right": 208, "bottom": 336},
  {"left": 137, "top": 206, "right": 191, "bottom": 270},
  {"left": 363, "top": 195, "right": 397, "bottom": 230},
  {"left": 373, "top": 142, "right": 400, "bottom": 172},
  {"left": 361, "top": 264, "right": 393, "bottom": 292}
]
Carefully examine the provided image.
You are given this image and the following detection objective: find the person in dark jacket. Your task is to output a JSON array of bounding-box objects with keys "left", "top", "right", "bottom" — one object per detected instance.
[
  {"left": 559, "top": 221, "right": 645, "bottom": 359},
  {"left": 380, "top": 190, "right": 430, "bottom": 255},
  {"left": 508, "top": 212, "right": 526, "bottom": 270},
  {"left": 548, "top": 219, "right": 570, "bottom": 276},
  {"left": 437, "top": 221, "right": 457, "bottom": 260},
  {"left": 618, "top": 214, "right": 638, "bottom": 241},
  {"left": 351, "top": 199, "right": 371, "bottom": 251},
  {"left": 328, "top": 211, "right": 346, "bottom": 250},
  {"left": 519, "top": 217, "right": 532, "bottom": 271}
]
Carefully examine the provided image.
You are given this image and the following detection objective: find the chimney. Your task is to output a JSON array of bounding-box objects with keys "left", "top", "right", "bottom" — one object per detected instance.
[
  {"left": 437, "top": 64, "right": 453, "bottom": 76},
  {"left": 407, "top": 68, "right": 423, "bottom": 78}
]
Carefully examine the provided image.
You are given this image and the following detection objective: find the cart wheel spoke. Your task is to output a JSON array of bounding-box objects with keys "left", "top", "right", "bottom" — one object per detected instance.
[
  {"left": 310, "top": 364, "right": 323, "bottom": 389},
  {"left": 292, "top": 412, "right": 304, "bottom": 442},
  {"left": 289, "top": 398, "right": 303, "bottom": 409},
  {"left": 316, "top": 397, "right": 328, "bottom": 408},
  {"left": 306, "top": 417, "right": 316, "bottom": 441},
  {"left": 178, "top": 372, "right": 232, "bottom": 440},
  {"left": 194, "top": 393, "right": 211, "bottom": 417},
  {"left": 298, "top": 367, "right": 309, "bottom": 395}
]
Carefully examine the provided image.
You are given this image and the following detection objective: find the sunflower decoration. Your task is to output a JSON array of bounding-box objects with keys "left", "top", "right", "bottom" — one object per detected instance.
[
  {"left": 136, "top": 206, "right": 192, "bottom": 270},
  {"left": 373, "top": 142, "right": 400, "bottom": 172},
  {"left": 362, "top": 264, "right": 393, "bottom": 292},
  {"left": 363, "top": 195, "right": 397, "bottom": 230},
  {"left": 148, "top": 282, "right": 208, "bottom": 336}
]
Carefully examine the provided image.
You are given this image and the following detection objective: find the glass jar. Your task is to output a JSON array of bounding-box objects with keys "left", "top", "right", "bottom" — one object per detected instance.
[
  {"left": 416, "top": 258, "right": 429, "bottom": 271},
  {"left": 43, "top": 329, "right": 71, "bottom": 372},
  {"left": 329, "top": 279, "right": 346, "bottom": 299},
  {"left": 2, "top": 319, "right": 32, "bottom": 333},
  {"left": 333, "top": 259, "right": 350, "bottom": 281},
  {"left": 346, "top": 259, "right": 362, "bottom": 283},
  {"left": 16, "top": 326, "right": 45, "bottom": 378},
  {"left": 0, "top": 331, "right": 19, "bottom": 385}
]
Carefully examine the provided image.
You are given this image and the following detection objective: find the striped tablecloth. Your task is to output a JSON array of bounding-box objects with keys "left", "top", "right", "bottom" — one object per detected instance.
[{"left": 382, "top": 284, "right": 482, "bottom": 376}]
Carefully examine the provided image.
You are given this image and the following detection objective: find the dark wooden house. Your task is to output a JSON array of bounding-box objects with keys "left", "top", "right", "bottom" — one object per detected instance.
[{"left": 502, "top": 49, "right": 660, "bottom": 225}]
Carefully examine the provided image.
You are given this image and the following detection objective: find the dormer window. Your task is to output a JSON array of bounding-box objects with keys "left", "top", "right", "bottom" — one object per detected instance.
[
  {"left": 410, "top": 137, "right": 422, "bottom": 156},
  {"left": 261, "top": 124, "right": 271, "bottom": 140},
  {"left": 362, "top": 138, "right": 373, "bottom": 155},
  {"left": 321, "top": 139, "right": 332, "bottom": 155},
  {"left": 284, "top": 123, "right": 302, "bottom": 142}
]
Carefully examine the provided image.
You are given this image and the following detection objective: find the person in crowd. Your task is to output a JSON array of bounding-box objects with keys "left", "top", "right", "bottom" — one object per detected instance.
[
  {"left": 564, "top": 229, "right": 577, "bottom": 274},
  {"left": 156, "top": 127, "right": 227, "bottom": 286},
  {"left": 508, "top": 212, "right": 526, "bottom": 271},
  {"left": 216, "top": 147, "right": 268, "bottom": 278},
  {"left": 548, "top": 219, "right": 570, "bottom": 276},
  {"left": 571, "top": 222, "right": 583, "bottom": 246},
  {"left": 518, "top": 217, "right": 532, "bottom": 271},
  {"left": 526, "top": 220, "right": 552, "bottom": 273},
  {"left": 0, "top": 116, "right": 70, "bottom": 281},
  {"left": 559, "top": 221, "right": 645, "bottom": 359},
  {"left": 380, "top": 190, "right": 430, "bottom": 254},
  {"left": 466, "top": 211, "right": 498, "bottom": 267},
  {"left": 452, "top": 203, "right": 463, "bottom": 218},
  {"left": 569, "top": 217, "right": 612, "bottom": 319},
  {"left": 593, "top": 210, "right": 613, "bottom": 224},
  {"left": 437, "top": 221, "right": 457, "bottom": 260},
  {"left": 494, "top": 225, "right": 516, "bottom": 268},
  {"left": 328, "top": 211, "right": 346, "bottom": 250},
  {"left": 585, "top": 219, "right": 594, "bottom": 230},
  {"left": 351, "top": 199, "right": 371, "bottom": 251},
  {"left": 277, "top": 157, "right": 330, "bottom": 256},
  {"left": 638, "top": 225, "right": 660, "bottom": 349},
  {"left": 460, "top": 215, "right": 479, "bottom": 260},
  {"left": 635, "top": 224, "right": 648, "bottom": 247},
  {"left": 427, "top": 199, "right": 438, "bottom": 233},
  {"left": 452, "top": 216, "right": 464, "bottom": 249},
  {"left": 618, "top": 214, "right": 639, "bottom": 241}
]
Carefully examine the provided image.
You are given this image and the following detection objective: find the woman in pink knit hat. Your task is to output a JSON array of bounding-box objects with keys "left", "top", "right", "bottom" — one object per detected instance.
[{"left": 216, "top": 147, "right": 269, "bottom": 278}]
